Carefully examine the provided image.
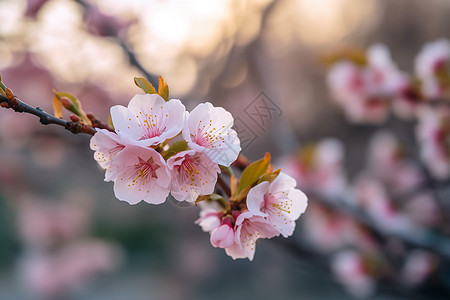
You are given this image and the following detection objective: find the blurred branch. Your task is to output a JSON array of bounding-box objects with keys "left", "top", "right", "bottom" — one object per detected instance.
[
  {"left": 73, "top": 0, "right": 159, "bottom": 87},
  {"left": 0, "top": 93, "right": 96, "bottom": 135},
  {"left": 313, "top": 192, "right": 450, "bottom": 260},
  {"left": 276, "top": 239, "right": 445, "bottom": 300}
]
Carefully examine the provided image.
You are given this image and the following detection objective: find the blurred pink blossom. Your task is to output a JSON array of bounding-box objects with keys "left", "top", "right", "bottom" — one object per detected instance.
[
  {"left": 401, "top": 250, "right": 437, "bottom": 286},
  {"left": 367, "top": 131, "right": 424, "bottom": 193},
  {"left": 416, "top": 105, "right": 450, "bottom": 179},
  {"left": 277, "top": 138, "right": 347, "bottom": 197},
  {"left": 415, "top": 39, "right": 450, "bottom": 99},
  {"left": 327, "top": 44, "right": 400, "bottom": 124},
  {"left": 17, "top": 199, "right": 89, "bottom": 248},
  {"left": 20, "top": 240, "right": 121, "bottom": 299},
  {"left": 353, "top": 176, "right": 413, "bottom": 233},
  {"left": 331, "top": 250, "right": 376, "bottom": 298},
  {"left": 302, "top": 203, "right": 378, "bottom": 253}
]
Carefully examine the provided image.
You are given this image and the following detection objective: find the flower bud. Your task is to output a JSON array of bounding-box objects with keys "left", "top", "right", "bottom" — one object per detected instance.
[{"left": 210, "top": 217, "right": 235, "bottom": 248}]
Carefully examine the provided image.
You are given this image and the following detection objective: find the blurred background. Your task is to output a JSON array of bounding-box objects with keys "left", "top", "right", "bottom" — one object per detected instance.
[{"left": 1, "top": 0, "right": 450, "bottom": 299}]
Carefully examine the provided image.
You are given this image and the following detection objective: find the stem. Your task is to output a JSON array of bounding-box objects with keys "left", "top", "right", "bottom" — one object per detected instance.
[
  {"left": 216, "top": 174, "right": 231, "bottom": 198},
  {"left": 0, "top": 94, "right": 96, "bottom": 135}
]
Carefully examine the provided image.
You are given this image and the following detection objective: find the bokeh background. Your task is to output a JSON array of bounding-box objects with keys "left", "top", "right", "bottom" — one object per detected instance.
[{"left": 1, "top": 0, "right": 450, "bottom": 299}]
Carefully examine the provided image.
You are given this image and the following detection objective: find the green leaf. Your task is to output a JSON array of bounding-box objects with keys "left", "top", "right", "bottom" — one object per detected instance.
[
  {"left": 161, "top": 140, "right": 189, "bottom": 159},
  {"left": 134, "top": 77, "right": 157, "bottom": 94},
  {"left": 257, "top": 168, "right": 281, "bottom": 184},
  {"left": 237, "top": 152, "right": 271, "bottom": 195},
  {"left": 158, "top": 76, "right": 169, "bottom": 101}
]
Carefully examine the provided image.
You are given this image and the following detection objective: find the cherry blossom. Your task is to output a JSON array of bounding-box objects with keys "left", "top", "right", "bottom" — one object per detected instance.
[
  {"left": 302, "top": 203, "right": 378, "bottom": 253},
  {"left": 111, "top": 94, "right": 186, "bottom": 147},
  {"left": 415, "top": 39, "right": 450, "bottom": 99},
  {"left": 331, "top": 251, "right": 376, "bottom": 298},
  {"left": 225, "top": 211, "right": 279, "bottom": 261},
  {"left": 109, "top": 146, "right": 171, "bottom": 205},
  {"left": 278, "top": 138, "right": 347, "bottom": 197},
  {"left": 401, "top": 250, "right": 437, "bottom": 286},
  {"left": 182, "top": 102, "right": 240, "bottom": 166},
  {"left": 416, "top": 105, "right": 450, "bottom": 179},
  {"left": 353, "top": 176, "right": 413, "bottom": 234},
  {"left": 327, "top": 44, "right": 400, "bottom": 123},
  {"left": 90, "top": 129, "right": 127, "bottom": 181},
  {"left": 246, "top": 172, "right": 308, "bottom": 237},
  {"left": 367, "top": 131, "right": 424, "bottom": 193},
  {"left": 167, "top": 150, "right": 220, "bottom": 202},
  {"left": 195, "top": 201, "right": 222, "bottom": 233},
  {"left": 390, "top": 72, "right": 425, "bottom": 119},
  {"left": 210, "top": 217, "right": 235, "bottom": 248}
]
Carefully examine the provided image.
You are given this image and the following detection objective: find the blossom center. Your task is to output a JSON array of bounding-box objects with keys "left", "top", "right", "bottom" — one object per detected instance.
[
  {"left": 137, "top": 107, "right": 168, "bottom": 140},
  {"left": 133, "top": 156, "right": 159, "bottom": 182},
  {"left": 194, "top": 120, "right": 226, "bottom": 148}
]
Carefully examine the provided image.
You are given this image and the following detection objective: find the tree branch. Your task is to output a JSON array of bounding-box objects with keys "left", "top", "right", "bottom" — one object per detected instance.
[{"left": 0, "top": 93, "right": 96, "bottom": 135}]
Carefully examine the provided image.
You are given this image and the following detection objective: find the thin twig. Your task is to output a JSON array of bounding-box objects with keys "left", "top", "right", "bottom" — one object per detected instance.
[{"left": 0, "top": 93, "right": 96, "bottom": 135}]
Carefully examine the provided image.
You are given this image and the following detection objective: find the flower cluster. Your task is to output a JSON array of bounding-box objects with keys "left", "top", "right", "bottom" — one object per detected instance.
[
  {"left": 91, "top": 93, "right": 240, "bottom": 204},
  {"left": 197, "top": 171, "right": 308, "bottom": 261},
  {"left": 90, "top": 79, "right": 308, "bottom": 260},
  {"left": 326, "top": 39, "right": 450, "bottom": 180},
  {"left": 326, "top": 40, "right": 450, "bottom": 123}
]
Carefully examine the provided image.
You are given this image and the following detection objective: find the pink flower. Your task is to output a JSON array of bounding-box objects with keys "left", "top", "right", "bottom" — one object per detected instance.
[
  {"left": 225, "top": 211, "right": 279, "bottom": 261},
  {"left": 415, "top": 39, "right": 450, "bottom": 99},
  {"left": 367, "top": 131, "right": 424, "bottom": 193},
  {"left": 278, "top": 138, "right": 347, "bottom": 197},
  {"left": 246, "top": 172, "right": 308, "bottom": 237},
  {"left": 416, "top": 105, "right": 450, "bottom": 179},
  {"left": 90, "top": 129, "right": 127, "bottom": 181},
  {"left": 111, "top": 94, "right": 186, "bottom": 147},
  {"left": 331, "top": 250, "right": 375, "bottom": 298},
  {"left": 109, "top": 146, "right": 170, "bottom": 205},
  {"left": 353, "top": 176, "right": 413, "bottom": 233},
  {"left": 210, "top": 217, "right": 235, "bottom": 248},
  {"left": 302, "top": 203, "right": 378, "bottom": 253},
  {"left": 182, "top": 102, "right": 240, "bottom": 166},
  {"left": 167, "top": 150, "right": 220, "bottom": 202},
  {"left": 327, "top": 44, "right": 400, "bottom": 124},
  {"left": 401, "top": 250, "right": 437, "bottom": 286},
  {"left": 195, "top": 201, "right": 222, "bottom": 233},
  {"left": 391, "top": 73, "right": 425, "bottom": 119}
]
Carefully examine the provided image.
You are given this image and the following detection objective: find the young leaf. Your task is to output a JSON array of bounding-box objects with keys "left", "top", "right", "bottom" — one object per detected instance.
[
  {"left": 237, "top": 152, "right": 271, "bottom": 195},
  {"left": 158, "top": 76, "right": 169, "bottom": 101},
  {"left": 53, "top": 90, "right": 91, "bottom": 125},
  {"left": 52, "top": 95, "right": 63, "bottom": 118},
  {"left": 257, "top": 168, "right": 281, "bottom": 184},
  {"left": 134, "top": 77, "right": 157, "bottom": 94}
]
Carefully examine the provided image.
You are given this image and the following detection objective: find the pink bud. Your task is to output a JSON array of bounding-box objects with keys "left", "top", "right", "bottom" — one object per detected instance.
[{"left": 210, "top": 223, "right": 235, "bottom": 249}]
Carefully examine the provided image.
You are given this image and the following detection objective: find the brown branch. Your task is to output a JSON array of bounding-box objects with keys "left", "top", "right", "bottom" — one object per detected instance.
[
  {"left": 0, "top": 93, "right": 96, "bottom": 135},
  {"left": 86, "top": 113, "right": 114, "bottom": 132}
]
